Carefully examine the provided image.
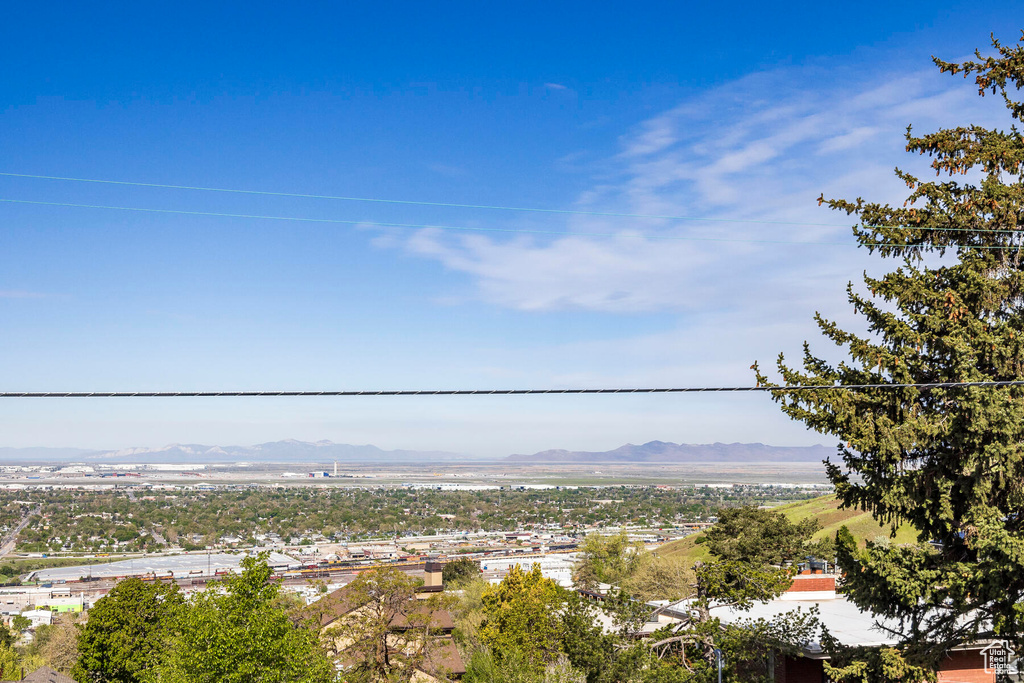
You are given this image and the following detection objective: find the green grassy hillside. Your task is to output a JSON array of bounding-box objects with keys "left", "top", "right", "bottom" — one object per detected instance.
[{"left": 654, "top": 495, "right": 919, "bottom": 565}]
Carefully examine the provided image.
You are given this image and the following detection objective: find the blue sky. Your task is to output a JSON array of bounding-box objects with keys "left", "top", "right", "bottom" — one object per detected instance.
[{"left": 1, "top": 3, "right": 1021, "bottom": 456}]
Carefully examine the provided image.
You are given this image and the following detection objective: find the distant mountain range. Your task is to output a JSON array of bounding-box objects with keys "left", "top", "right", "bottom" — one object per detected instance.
[
  {"left": 0, "top": 440, "right": 835, "bottom": 465},
  {"left": 505, "top": 441, "right": 834, "bottom": 463}
]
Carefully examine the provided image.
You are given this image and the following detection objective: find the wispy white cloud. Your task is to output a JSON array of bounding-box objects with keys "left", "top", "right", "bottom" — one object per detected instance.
[
  {"left": 395, "top": 64, "right": 1004, "bottom": 317},
  {"left": 407, "top": 230, "right": 720, "bottom": 312},
  {"left": 620, "top": 112, "right": 679, "bottom": 157},
  {"left": 817, "top": 126, "right": 880, "bottom": 154}
]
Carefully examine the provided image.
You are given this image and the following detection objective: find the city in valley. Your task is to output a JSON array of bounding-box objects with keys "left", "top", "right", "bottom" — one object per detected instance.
[
  {"left": 0, "top": 454, "right": 851, "bottom": 682},
  {"left": 2, "top": 4, "right": 1019, "bottom": 683},
  {"left": 0, "top": 458, "right": 831, "bottom": 589}
]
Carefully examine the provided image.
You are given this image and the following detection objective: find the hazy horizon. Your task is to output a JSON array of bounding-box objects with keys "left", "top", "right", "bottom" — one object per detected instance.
[
  {"left": 2, "top": 3, "right": 1013, "bottom": 456},
  {"left": 0, "top": 437, "right": 837, "bottom": 460}
]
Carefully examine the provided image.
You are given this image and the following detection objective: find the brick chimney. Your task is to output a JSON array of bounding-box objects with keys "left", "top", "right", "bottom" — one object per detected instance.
[{"left": 779, "top": 573, "right": 837, "bottom": 600}]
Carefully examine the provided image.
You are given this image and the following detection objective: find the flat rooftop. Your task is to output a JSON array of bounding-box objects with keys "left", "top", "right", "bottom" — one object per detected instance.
[{"left": 29, "top": 552, "right": 297, "bottom": 582}]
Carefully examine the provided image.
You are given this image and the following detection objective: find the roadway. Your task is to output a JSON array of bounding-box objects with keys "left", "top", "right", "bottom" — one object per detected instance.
[{"left": 0, "top": 508, "right": 39, "bottom": 559}]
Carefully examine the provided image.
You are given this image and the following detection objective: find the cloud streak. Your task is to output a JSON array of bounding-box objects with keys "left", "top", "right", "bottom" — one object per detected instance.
[{"left": 396, "top": 65, "right": 1005, "bottom": 317}]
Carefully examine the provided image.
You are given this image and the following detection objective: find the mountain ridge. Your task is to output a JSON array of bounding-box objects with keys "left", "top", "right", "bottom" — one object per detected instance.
[
  {"left": 0, "top": 441, "right": 469, "bottom": 464},
  {"left": 505, "top": 440, "right": 833, "bottom": 463},
  {"left": 0, "top": 440, "right": 835, "bottom": 464}
]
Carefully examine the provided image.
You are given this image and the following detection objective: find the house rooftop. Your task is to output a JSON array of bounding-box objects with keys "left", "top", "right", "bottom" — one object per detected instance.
[
  {"left": 663, "top": 574, "right": 987, "bottom": 657},
  {"left": 305, "top": 582, "right": 454, "bottom": 630},
  {"left": 22, "top": 667, "right": 76, "bottom": 683},
  {"left": 711, "top": 595, "right": 902, "bottom": 653}
]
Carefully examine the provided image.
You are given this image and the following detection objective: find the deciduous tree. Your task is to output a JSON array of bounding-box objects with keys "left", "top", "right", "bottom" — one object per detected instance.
[
  {"left": 0, "top": 625, "right": 13, "bottom": 650},
  {"left": 480, "top": 565, "right": 566, "bottom": 672},
  {"left": 442, "top": 558, "right": 480, "bottom": 588},
  {"left": 40, "top": 615, "right": 80, "bottom": 674},
  {"left": 571, "top": 532, "right": 645, "bottom": 590},
  {"left": 72, "top": 578, "right": 182, "bottom": 683},
  {"left": 619, "top": 553, "right": 693, "bottom": 603},
  {"left": 321, "top": 566, "right": 449, "bottom": 683},
  {"left": 154, "top": 555, "right": 333, "bottom": 683}
]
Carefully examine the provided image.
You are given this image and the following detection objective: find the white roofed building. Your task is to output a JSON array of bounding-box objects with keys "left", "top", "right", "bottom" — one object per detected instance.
[{"left": 656, "top": 574, "right": 998, "bottom": 683}]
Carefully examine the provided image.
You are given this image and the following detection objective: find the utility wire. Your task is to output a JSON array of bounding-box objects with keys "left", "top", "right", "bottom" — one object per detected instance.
[
  {"left": 3, "top": 197, "right": 1022, "bottom": 250},
  {"left": 7, "top": 171, "right": 1024, "bottom": 239},
  {"left": 0, "top": 197, "right": 849, "bottom": 246},
  {"left": 2, "top": 380, "right": 1023, "bottom": 397},
  {"left": 0, "top": 171, "right": 846, "bottom": 228},
  {"left": 5, "top": 171, "right": 1023, "bottom": 237}
]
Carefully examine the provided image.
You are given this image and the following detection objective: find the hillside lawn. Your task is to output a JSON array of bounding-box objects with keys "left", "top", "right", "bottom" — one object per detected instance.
[{"left": 654, "top": 495, "right": 919, "bottom": 565}]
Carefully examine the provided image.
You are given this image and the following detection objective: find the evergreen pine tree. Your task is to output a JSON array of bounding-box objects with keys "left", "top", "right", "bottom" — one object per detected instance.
[{"left": 754, "top": 32, "right": 1024, "bottom": 666}]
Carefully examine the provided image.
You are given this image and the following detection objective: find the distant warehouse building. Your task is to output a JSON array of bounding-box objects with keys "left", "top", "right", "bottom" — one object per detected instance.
[
  {"left": 29, "top": 551, "right": 296, "bottom": 583},
  {"left": 480, "top": 555, "right": 574, "bottom": 587}
]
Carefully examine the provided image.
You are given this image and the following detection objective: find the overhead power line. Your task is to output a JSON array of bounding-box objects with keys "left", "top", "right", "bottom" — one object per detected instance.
[
  {"left": 2, "top": 197, "right": 1021, "bottom": 250},
  {"left": 3, "top": 173, "right": 1022, "bottom": 238},
  {"left": 0, "top": 171, "right": 846, "bottom": 228},
  {"left": 1, "top": 380, "right": 1022, "bottom": 397},
  {"left": 0, "top": 197, "right": 850, "bottom": 245}
]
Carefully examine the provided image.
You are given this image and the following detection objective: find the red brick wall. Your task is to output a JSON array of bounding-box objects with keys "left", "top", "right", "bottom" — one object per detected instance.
[
  {"left": 787, "top": 576, "right": 836, "bottom": 592},
  {"left": 775, "top": 648, "right": 992, "bottom": 683},
  {"left": 777, "top": 655, "right": 825, "bottom": 683},
  {"left": 936, "top": 649, "right": 994, "bottom": 683}
]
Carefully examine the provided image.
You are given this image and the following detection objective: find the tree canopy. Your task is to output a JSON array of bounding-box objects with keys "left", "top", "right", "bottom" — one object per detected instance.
[
  {"left": 704, "top": 506, "right": 819, "bottom": 566},
  {"left": 571, "top": 532, "right": 646, "bottom": 590},
  {"left": 73, "top": 578, "right": 182, "bottom": 683},
  {"left": 480, "top": 565, "right": 567, "bottom": 673},
  {"left": 154, "top": 555, "right": 333, "bottom": 683},
  {"left": 321, "top": 566, "right": 450, "bottom": 683},
  {"left": 443, "top": 558, "right": 480, "bottom": 587},
  {"left": 756, "top": 32, "right": 1024, "bottom": 667}
]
